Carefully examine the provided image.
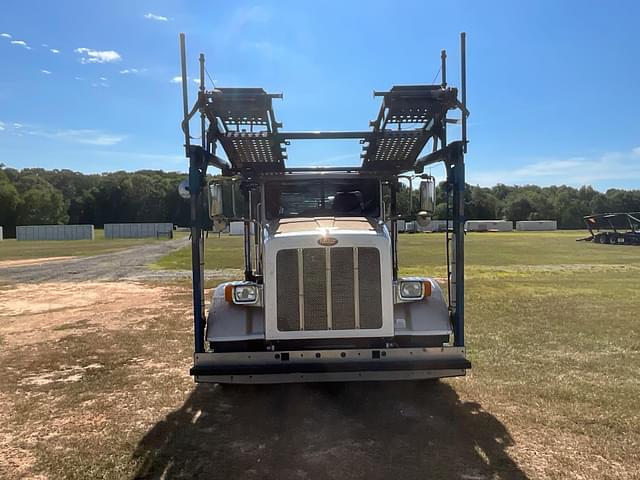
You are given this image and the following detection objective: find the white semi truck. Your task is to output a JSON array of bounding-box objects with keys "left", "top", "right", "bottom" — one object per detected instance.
[{"left": 179, "top": 33, "right": 470, "bottom": 384}]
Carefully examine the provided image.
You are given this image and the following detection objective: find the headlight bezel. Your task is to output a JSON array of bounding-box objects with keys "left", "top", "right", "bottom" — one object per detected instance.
[
  {"left": 233, "top": 284, "right": 259, "bottom": 304},
  {"left": 224, "top": 282, "right": 261, "bottom": 305},
  {"left": 398, "top": 280, "right": 425, "bottom": 300}
]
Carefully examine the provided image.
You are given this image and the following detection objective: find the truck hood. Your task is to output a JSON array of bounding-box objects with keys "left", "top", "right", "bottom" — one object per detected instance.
[{"left": 267, "top": 216, "right": 383, "bottom": 239}]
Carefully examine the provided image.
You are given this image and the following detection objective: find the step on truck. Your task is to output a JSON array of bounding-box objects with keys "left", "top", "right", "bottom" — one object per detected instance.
[{"left": 178, "top": 33, "right": 471, "bottom": 384}]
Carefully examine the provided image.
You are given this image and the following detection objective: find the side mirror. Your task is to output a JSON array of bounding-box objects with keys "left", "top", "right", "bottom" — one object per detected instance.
[
  {"left": 178, "top": 178, "right": 191, "bottom": 199},
  {"left": 419, "top": 177, "right": 436, "bottom": 214},
  {"left": 208, "top": 182, "right": 224, "bottom": 218},
  {"left": 417, "top": 177, "right": 436, "bottom": 228}
]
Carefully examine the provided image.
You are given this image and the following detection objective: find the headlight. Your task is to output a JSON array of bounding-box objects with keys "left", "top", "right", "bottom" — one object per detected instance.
[
  {"left": 399, "top": 280, "right": 424, "bottom": 300},
  {"left": 233, "top": 285, "right": 258, "bottom": 304}
]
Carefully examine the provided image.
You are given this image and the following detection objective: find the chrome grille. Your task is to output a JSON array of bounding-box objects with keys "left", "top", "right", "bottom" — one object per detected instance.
[
  {"left": 331, "top": 248, "right": 356, "bottom": 330},
  {"left": 302, "top": 249, "right": 328, "bottom": 330},
  {"left": 357, "top": 248, "right": 383, "bottom": 329},
  {"left": 275, "top": 249, "right": 299, "bottom": 331},
  {"left": 276, "top": 247, "right": 382, "bottom": 332}
]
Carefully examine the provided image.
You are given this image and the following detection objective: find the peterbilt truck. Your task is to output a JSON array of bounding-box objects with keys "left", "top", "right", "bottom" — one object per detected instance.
[{"left": 179, "top": 33, "right": 471, "bottom": 384}]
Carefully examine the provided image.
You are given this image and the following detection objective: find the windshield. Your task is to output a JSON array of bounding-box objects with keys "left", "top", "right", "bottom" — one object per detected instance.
[{"left": 265, "top": 179, "right": 380, "bottom": 219}]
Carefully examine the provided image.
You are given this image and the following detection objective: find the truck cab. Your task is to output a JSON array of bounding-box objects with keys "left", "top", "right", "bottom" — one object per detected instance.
[{"left": 179, "top": 33, "right": 470, "bottom": 383}]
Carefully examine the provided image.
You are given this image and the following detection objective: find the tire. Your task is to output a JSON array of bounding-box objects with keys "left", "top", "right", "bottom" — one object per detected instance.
[
  {"left": 598, "top": 233, "right": 608, "bottom": 244},
  {"left": 609, "top": 234, "right": 618, "bottom": 245}
]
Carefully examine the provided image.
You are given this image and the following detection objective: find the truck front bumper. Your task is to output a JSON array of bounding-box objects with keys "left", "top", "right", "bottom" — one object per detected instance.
[{"left": 191, "top": 346, "right": 470, "bottom": 384}]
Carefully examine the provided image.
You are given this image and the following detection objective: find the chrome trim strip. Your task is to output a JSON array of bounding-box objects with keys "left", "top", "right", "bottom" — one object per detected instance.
[
  {"left": 325, "top": 247, "right": 332, "bottom": 330},
  {"left": 353, "top": 247, "right": 360, "bottom": 328},
  {"left": 297, "top": 248, "right": 304, "bottom": 330}
]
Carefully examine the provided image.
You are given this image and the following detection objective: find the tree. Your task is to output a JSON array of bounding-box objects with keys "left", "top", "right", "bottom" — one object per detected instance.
[
  {"left": 15, "top": 176, "right": 68, "bottom": 225},
  {"left": 504, "top": 196, "right": 533, "bottom": 222},
  {"left": 0, "top": 169, "right": 21, "bottom": 235}
]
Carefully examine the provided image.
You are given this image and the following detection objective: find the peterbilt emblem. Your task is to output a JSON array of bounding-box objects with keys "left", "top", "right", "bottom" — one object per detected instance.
[{"left": 317, "top": 236, "right": 338, "bottom": 247}]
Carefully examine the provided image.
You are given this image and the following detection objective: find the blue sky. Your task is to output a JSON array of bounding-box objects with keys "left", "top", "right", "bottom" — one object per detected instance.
[{"left": 1, "top": 0, "right": 639, "bottom": 189}]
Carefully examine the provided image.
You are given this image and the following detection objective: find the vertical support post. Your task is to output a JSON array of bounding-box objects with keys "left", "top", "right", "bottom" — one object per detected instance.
[
  {"left": 451, "top": 150, "right": 465, "bottom": 347},
  {"left": 391, "top": 181, "right": 398, "bottom": 280},
  {"left": 244, "top": 189, "right": 253, "bottom": 280},
  {"left": 441, "top": 49, "right": 448, "bottom": 147},
  {"left": 189, "top": 149, "right": 206, "bottom": 354},
  {"left": 181, "top": 34, "right": 205, "bottom": 354},
  {"left": 460, "top": 32, "right": 468, "bottom": 153},
  {"left": 197, "top": 53, "right": 206, "bottom": 324},
  {"left": 179, "top": 33, "right": 190, "bottom": 156},
  {"left": 199, "top": 53, "right": 206, "bottom": 150}
]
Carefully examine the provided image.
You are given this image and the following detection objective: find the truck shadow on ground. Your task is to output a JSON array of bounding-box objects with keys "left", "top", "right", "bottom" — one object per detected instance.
[{"left": 133, "top": 380, "right": 527, "bottom": 479}]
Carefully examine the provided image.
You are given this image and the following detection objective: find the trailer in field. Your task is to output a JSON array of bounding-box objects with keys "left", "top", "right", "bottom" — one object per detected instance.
[
  {"left": 579, "top": 212, "right": 640, "bottom": 245},
  {"left": 16, "top": 224, "right": 94, "bottom": 241},
  {"left": 515, "top": 220, "right": 557, "bottom": 231},
  {"left": 465, "top": 220, "right": 512, "bottom": 232},
  {"left": 104, "top": 223, "right": 173, "bottom": 239}
]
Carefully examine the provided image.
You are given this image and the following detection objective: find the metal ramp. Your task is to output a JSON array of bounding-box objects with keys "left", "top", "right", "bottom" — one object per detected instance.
[
  {"left": 200, "top": 87, "right": 287, "bottom": 172},
  {"left": 184, "top": 53, "right": 466, "bottom": 176},
  {"left": 361, "top": 85, "right": 460, "bottom": 171}
]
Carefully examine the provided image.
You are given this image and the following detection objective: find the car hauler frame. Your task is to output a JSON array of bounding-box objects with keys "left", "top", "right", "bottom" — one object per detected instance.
[
  {"left": 579, "top": 212, "right": 640, "bottom": 245},
  {"left": 179, "top": 33, "right": 471, "bottom": 383}
]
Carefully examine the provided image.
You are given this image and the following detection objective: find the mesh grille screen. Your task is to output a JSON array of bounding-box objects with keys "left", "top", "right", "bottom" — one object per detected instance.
[
  {"left": 358, "top": 248, "right": 383, "bottom": 329},
  {"left": 276, "top": 249, "right": 300, "bottom": 331},
  {"left": 302, "top": 249, "right": 328, "bottom": 330},
  {"left": 330, "top": 248, "right": 356, "bottom": 329},
  {"left": 276, "top": 246, "right": 382, "bottom": 332}
]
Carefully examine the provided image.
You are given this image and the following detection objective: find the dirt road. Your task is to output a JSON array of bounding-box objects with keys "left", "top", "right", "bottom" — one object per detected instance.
[{"left": 0, "top": 238, "right": 189, "bottom": 283}]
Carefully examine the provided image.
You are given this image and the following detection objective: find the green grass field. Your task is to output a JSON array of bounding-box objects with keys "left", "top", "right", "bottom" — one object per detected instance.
[
  {"left": 0, "top": 230, "right": 186, "bottom": 262},
  {"left": 2, "top": 231, "right": 639, "bottom": 478},
  {"left": 151, "top": 230, "right": 640, "bottom": 476},
  {"left": 153, "top": 230, "right": 640, "bottom": 275}
]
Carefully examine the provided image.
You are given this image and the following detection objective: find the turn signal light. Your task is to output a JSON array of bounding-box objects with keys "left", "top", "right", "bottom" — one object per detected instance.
[
  {"left": 423, "top": 280, "right": 432, "bottom": 297},
  {"left": 224, "top": 284, "right": 234, "bottom": 302}
]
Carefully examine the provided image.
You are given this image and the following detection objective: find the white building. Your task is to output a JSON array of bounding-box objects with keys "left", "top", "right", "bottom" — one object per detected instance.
[
  {"left": 515, "top": 220, "right": 557, "bottom": 231},
  {"left": 465, "top": 220, "right": 512, "bottom": 232}
]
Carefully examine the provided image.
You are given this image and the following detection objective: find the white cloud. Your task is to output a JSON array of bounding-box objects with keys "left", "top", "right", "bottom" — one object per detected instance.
[
  {"left": 56, "top": 129, "right": 124, "bottom": 146},
  {"left": 11, "top": 40, "right": 31, "bottom": 50},
  {"left": 99, "top": 77, "right": 107, "bottom": 81},
  {"left": 119, "top": 68, "right": 146, "bottom": 75},
  {"left": 74, "top": 76, "right": 84, "bottom": 81},
  {"left": 20, "top": 125, "right": 125, "bottom": 146},
  {"left": 13, "top": 123, "right": 22, "bottom": 128},
  {"left": 40, "top": 69, "right": 52, "bottom": 75},
  {"left": 171, "top": 75, "right": 207, "bottom": 85},
  {"left": 1, "top": 33, "right": 12, "bottom": 39},
  {"left": 41, "top": 43, "right": 48, "bottom": 47},
  {"left": 0, "top": 121, "right": 5, "bottom": 131},
  {"left": 50, "top": 48, "right": 60, "bottom": 54},
  {"left": 469, "top": 147, "right": 640, "bottom": 187},
  {"left": 74, "top": 47, "right": 121, "bottom": 64},
  {"left": 144, "top": 13, "right": 169, "bottom": 22}
]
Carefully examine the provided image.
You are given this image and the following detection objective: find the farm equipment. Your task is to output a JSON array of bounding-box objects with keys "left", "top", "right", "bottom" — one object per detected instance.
[
  {"left": 579, "top": 213, "right": 640, "bottom": 245},
  {"left": 178, "top": 33, "right": 471, "bottom": 383}
]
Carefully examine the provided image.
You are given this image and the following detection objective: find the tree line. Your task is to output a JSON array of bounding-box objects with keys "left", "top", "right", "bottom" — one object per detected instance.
[
  {"left": 1, "top": 166, "right": 639, "bottom": 237},
  {"left": 0, "top": 167, "right": 190, "bottom": 237},
  {"left": 397, "top": 181, "right": 640, "bottom": 229}
]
